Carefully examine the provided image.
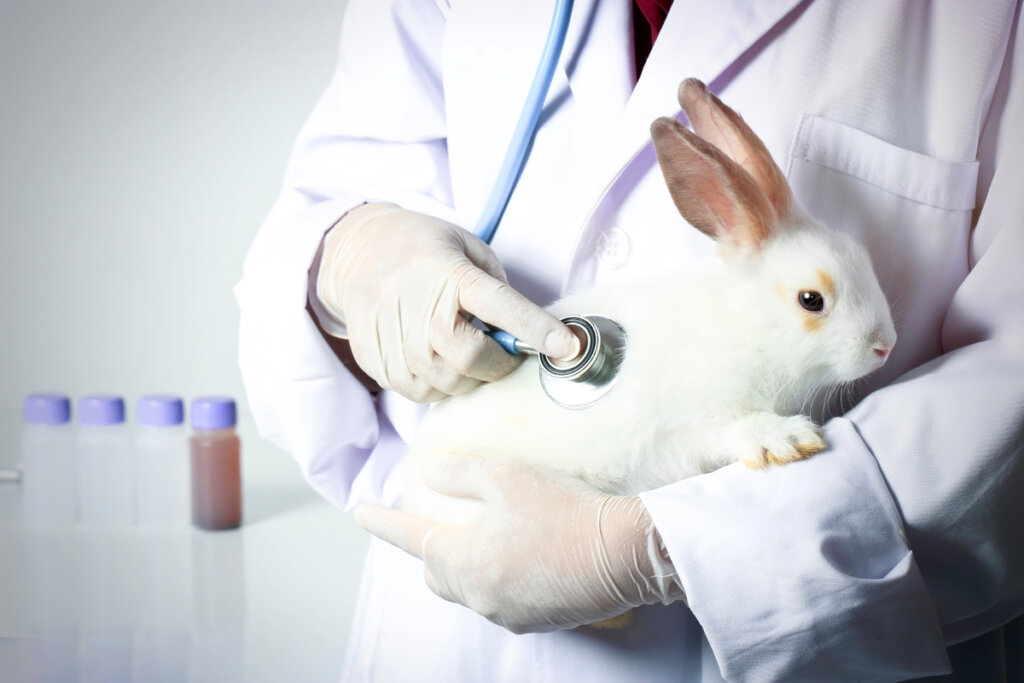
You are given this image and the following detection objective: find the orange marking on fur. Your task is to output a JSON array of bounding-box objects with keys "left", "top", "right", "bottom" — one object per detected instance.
[
  {"left": 796, "top": 438, "right": 827, "bottom": 458},
  {"left": 802, "top": 315, "right": 825, "bottom": 333},
  {"left": 798, "top": 270, "right": 835, "bottom": 333},
  {"left": 816, "top": 269, "right": 836, "bottom": 301},
  {"left": 742, "top": 452, "right": 770, "bottom": 469},
  {"left": 761, "top": 435, "right": 827, "bottom": 467}
]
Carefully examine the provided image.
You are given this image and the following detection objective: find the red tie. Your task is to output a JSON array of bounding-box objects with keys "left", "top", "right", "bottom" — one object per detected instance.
[{"left": 633, "top": 0, "right": 674, "bottom": 77}]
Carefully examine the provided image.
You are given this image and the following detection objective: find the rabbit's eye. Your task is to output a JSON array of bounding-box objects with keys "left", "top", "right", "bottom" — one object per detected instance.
[{"left": 798, "top": 291, "right": 825, "bottom": 312}]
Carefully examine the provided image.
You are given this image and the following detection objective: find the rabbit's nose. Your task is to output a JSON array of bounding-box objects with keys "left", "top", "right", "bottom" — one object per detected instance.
[
  {"left": 870, "top": 327, "right": 897, "bottom": 358},
  {"left": 871, "top": 331, "right": 896, "bottom": 363}
]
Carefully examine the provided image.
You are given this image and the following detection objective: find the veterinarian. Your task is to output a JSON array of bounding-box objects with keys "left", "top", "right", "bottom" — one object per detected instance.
[{"left": 236, "top": 1, "right": 1024, "bottom": 679}]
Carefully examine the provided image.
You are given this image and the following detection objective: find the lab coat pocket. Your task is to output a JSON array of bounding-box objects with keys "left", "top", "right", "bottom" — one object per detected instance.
[{"left": 785, "top": 114, "right": 980, "bottom": 383}]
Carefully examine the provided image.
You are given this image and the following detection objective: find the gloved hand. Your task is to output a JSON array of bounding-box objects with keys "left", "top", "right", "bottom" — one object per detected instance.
[
  {"left": 354, "top": 454, "right": 685, "bottom": 633},
  {"left": 316, "top": 202, "right": 580, "bottom": 402}
]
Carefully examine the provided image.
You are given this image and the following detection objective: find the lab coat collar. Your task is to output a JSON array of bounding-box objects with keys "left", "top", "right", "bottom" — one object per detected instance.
[
  {"left": 613, "top": 0, "right": 811, "bottom": 168},
  {"left": 563, "top": 0, "right": 810, "bottom": 293},
  {"left": 557, "top": 0, "right": 634, "bottom": 134},
  {"left": 443, "top": 0, "right": 809, "bottom": 230}
]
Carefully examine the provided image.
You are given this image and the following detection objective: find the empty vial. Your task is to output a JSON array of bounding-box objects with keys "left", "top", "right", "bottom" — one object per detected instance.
[
  {"left": 77, "top": 395, "right": 134, "bottom": 527},
  {"left": 21, "top": 393, "right": 77, "bottom": 527},
  {"left": 135, "top": 395, "right": 190, "bottom": 529},
  {"left": 190, "top": 397, "right": 242, "bottom": 530}
]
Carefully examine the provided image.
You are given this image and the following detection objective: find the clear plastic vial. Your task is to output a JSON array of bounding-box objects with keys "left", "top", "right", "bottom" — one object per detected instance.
[
  {"left": 76, "top": 395, "right": 134, "bottom": 528},
  {"left": 135, "top": 395, "right": 190, "bottom": 529},
  {"left": 190, "top": 397, "right": 242, "bottom": 530},
  {"left": 133, "top": 401, "right": 192, "bottom": 682},
  {"left": 21, "top": 393, "right": 77, "bottom": 527}
]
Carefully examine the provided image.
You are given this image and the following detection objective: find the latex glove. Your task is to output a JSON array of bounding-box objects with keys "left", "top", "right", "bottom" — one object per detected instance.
[
  {"left": 354, "top": 454, "right": 685, "bottom": 633},
  {"left": 316, "top": 203, "right": 580, "bottom": 402}
]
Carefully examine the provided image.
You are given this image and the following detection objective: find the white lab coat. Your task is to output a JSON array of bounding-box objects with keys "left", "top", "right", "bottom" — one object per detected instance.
[{"left": 236, "top": 0, "right": 1024, "bottom": 680}]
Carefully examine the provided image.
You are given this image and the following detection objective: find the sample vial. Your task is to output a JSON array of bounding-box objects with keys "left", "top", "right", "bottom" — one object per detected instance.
[
  {"left": 135, "top": 395, "right": 190, "bottom": 529},
  {"left": 190, "top": 397, "right": 242, "bottom": 530},
  {"left": 21, "top": 393, "right": 77, "bottom": 527},
  {"left": 76, "top": 395, "right": 134, "bottom": 527},
  {"left": 135, "top": 396, "right": 193, "bottom": 680},
  {"left": 21, "top": 401, "right": 78, "bottom": 673}
]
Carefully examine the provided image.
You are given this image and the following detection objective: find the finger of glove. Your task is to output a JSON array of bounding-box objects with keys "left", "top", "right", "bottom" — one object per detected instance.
[
  {"left": 401, "top": 305, "right": 483, "bottom": 396},
  {"left": 455, "top": 267, "right": 579, "bottom": 361},
  {"left": 418, "top": 452, "right": 513, "bottom": 502},
  {"left": 347, "top": 338, "right": 443, "bottom": 401},
  {"left": 407, "top": 348, "right": 484, "bottom": 396},
  {"left": 422, "top": 558, "right": 477, "bottom": 614},
  {"left": 348, "top": 307, "right": 466, "bottom": 401},
  {"left": 346, "top": 332, "right": 391, "bottom": 393},
  {"left": 423, "top": 564, "right": 455, "bottom": 604},
  {"left": 374, "top": 300, "right": 448, "bottom": 402},
  {"left": 381, "top": 346, "right": 447, "bottom": 401},
  {"left": 418, "top": 531, "right": 503, "bottom": 626},
  {"left": 429, "top": 309, "right": 520, "bottom": 383},
  {"left": 392, "top": 377, "right": 448, "bottom": 404},
  {"left": 353, "top": 504, "right": 436, "bottom": 561},
  {"left": 420, "top": 527, "right": 463, "bottom": 605},
  {"left": 459, "top": 234, "right": 578, "bottom": 361},
  {"left": 344, "top": 300, "right": 400, "bottom": 388}
]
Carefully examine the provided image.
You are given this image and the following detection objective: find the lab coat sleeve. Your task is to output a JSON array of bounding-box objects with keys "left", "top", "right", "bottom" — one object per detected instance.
[
  {"left": 640, "top": 16, "right": 1024, "bottom": 683},
  {"left": 235, "top": 0, "right": 452, "bottom": 509}
]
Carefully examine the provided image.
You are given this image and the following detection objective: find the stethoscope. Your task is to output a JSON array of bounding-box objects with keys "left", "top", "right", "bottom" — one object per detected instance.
[{"left": 474, "top": 0, "right": 627, "bottom": 409}]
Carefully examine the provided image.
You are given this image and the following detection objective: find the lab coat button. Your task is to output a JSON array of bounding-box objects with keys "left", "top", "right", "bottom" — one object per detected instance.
[{"left": 595, "top": 228, "right": 631, "bottom": 269}]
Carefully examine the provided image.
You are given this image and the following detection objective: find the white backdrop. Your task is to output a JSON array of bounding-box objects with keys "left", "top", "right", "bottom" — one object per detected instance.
[
  {"left": 0, "top": 1, "right": 371, "bottom": 680},
  {"left": 0, "top": 0, "right": 348, "bottom": 438}
]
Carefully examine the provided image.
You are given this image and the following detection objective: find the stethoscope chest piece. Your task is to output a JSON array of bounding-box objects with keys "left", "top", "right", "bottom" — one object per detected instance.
[{"left": 539, "top": 315, "right": 627, "bottom": 409}]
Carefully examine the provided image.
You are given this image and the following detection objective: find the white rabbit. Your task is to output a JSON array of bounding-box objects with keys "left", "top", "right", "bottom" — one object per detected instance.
[{"left": 402, "top": 79, "right": 897, "bottom": 526}]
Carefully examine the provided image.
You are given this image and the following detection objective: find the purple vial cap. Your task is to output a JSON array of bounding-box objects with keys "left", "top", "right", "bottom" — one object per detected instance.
[
  {"left": 191, "top": 396, "right": 236, "bottom": 430},
  {"left": 138, "top": 395, "right": 184, "bottom": 427},
  {"left": 23, "top": 394, "right": 72, "bottom": 425},
  {"left": 78, "top": 395, "right": 126, "bottom": 426}
]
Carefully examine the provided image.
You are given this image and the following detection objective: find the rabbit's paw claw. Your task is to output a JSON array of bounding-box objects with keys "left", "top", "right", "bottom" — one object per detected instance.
[{"left": 741, "top": 416, "right": 826, "bottom": 469}]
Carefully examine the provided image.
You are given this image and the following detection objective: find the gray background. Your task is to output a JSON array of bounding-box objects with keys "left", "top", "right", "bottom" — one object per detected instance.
[
  {"left": 0, "top": 0, "right": 344, "bottom": 424},
  {"left": 0, "top": 1, "right": 370, "bottom": 680}
]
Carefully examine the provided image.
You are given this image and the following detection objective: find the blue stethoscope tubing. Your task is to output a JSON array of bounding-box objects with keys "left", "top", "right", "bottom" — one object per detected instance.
[{"left": 473, "top": 0, "right": 574, "bottom": 245}]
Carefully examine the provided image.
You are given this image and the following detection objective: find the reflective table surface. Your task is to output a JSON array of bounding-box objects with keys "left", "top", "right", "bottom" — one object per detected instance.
[{"left": 0, "top": 422, "right": 368, "bottom": 682}]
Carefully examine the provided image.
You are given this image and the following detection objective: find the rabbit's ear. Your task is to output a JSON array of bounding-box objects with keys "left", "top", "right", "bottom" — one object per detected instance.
[
  {"left": 677, "top": 79, "right": 792, "bottom": 219},
  {"left": 651, "top": 115, "right": 774, "bottom": 253}
]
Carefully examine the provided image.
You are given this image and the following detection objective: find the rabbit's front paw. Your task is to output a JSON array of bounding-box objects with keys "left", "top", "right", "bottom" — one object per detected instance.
[{"left": 732, "top": 413, "right": 826, "bottom": 469}]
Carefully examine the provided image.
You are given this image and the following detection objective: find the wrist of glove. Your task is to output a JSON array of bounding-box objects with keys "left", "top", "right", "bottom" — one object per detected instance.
[
  {"left": 314, "top": 202, "right": 578, "bottom": 402},
  {"left": 355, "top": 455, "right": 685, "bottom": 633}
]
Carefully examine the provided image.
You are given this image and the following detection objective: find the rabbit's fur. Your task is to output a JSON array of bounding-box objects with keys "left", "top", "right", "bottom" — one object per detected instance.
[{"left": 403, "top": 79, "right": 897, "bottom": 527}]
